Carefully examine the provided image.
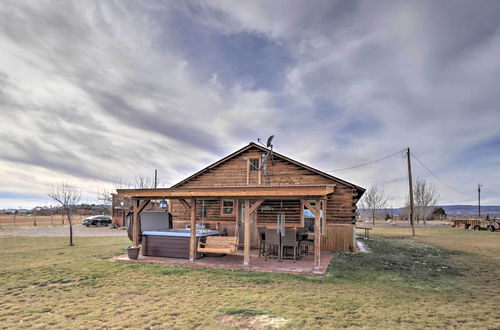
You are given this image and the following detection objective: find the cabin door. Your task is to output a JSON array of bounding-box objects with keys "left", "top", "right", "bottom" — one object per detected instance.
[{"left": 238, "top": 201, "right": 254, "bottom": 245}]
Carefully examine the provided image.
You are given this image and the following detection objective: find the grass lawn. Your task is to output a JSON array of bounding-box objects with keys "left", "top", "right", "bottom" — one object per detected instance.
[{"left": 0, "top": 227, "right": 498, "bottom": 329}]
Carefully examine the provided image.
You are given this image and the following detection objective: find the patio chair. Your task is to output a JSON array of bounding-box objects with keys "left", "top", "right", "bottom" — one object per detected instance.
[
  {"left": 281, "top": 228, "right": 300, "bottom": 262},
  {"left": 264, "top": 228, "right": 281, "bottom": 261},
  {"left": 300, "top": 239, "right": 314, "bottom": 258},
  {"left": 294, "top": 227, "right": 314, "bottom": 258},
  {"left": 295, "top": 226, "right": 308, "bottom": 234},
  {"left": 257, "top": 226, "right": 266, "bottom": 258}
]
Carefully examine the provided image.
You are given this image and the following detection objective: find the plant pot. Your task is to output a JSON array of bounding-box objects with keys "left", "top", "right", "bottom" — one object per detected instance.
[{"left": 127, "top": 246, "right": 140, "bottom": 259}]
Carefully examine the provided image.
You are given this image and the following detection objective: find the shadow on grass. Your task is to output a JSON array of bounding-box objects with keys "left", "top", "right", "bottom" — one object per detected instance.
[{"left": 325, "top": 238, "right": 463, "bottom": 291}]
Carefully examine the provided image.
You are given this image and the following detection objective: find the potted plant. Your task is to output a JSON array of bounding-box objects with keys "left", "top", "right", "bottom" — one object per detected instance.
[{"left": 127, "top": 245, "right": 140, "bottom": 259}]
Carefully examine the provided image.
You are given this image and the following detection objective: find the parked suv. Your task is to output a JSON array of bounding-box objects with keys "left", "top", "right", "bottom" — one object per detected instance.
[{"left": 82, "top": 215, "right": 112, "bottom": 227}]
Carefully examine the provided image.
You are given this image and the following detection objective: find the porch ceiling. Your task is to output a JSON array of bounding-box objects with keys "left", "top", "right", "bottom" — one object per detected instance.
[{"left": 116, "top": 184, "right": 335, "bottom": 199}]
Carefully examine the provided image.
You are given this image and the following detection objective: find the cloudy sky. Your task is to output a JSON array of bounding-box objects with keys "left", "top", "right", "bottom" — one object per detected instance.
[{"left": 1, "top": 0, "right": 499, "bottom": 209}]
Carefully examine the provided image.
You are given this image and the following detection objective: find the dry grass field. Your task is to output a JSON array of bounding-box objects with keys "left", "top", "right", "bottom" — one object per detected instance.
[{"left": 0, "top": 226, "right": 498, "bottom": 329}]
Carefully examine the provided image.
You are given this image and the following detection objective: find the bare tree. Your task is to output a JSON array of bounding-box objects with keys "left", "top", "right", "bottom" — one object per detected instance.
[
  {"left": 133, "top": 174, "right": 155, "bottom": 189},
  {"left": 96, "top": 187, "right": 115, "bottom": 217},
  {"left": 97, "top": 175, "right": 155, "bottom": 197},
  {"left": 413, "top": 178, "right": 439, "bottom": 225},
  {"left": 96, "top": 175, "right": 155, "bottom": 216},
  {"left": 398, "top": 204, "right": 411, "bottom": 221},
  {"left": 359, "top": 185, "right": 389, "bottom": 226},
  {"left": 47, "top": 183, "right": 81, "bottom": 246},
  {"left": 96, "top": 188, "right": 113, "bottom": 205},
  {"left": 96, "top": 178, "right": 131, "bottom": 208}
]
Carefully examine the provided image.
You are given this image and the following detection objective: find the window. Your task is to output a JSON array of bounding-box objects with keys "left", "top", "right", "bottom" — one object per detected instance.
[
  {"left": 249, "top": 158, "right": 259, "bottom": 171},
  {"left": 221, "top": 199, "right": 235, "bottom": 216}
]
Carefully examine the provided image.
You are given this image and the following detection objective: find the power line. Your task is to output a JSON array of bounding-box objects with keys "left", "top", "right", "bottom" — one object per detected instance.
[
  {"left": 328, "top": 149, "right": 406, "bottom": 173},
  {"left": 410, "top": 152, "right": 468, "bottom": 195}
]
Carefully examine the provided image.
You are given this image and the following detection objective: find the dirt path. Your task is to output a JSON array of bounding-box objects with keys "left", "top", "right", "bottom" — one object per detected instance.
[{"left": 0, "top": 225, "right": 127, "bottom": 237}]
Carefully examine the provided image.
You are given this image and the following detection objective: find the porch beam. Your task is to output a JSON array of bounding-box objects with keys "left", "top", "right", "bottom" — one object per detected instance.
[
  {"left": 314, "top": 199, "right": 321, "bottom": 270},
  {"left": 119, "top": 185, "right": 335, "bottom": 198},
  {"left": 189, "top": 198, "right": 196, "bottom": 261},
  {"left": 137, "top": 199, "right": 150, "bottom": 214},
  {"left": 248, "top": 199, "right": 265, "bottom": 215},
  {"left": 301, "top": 199, "right": 319, "bottom": 216},
  {"left": 178, "top": 199, "right": 191, "bottom": 210}
]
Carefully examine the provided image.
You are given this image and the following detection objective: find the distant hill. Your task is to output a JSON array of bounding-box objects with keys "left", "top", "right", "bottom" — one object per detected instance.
[
  {"left": 438, "top": 205, "right": 500, "bottom": 217},
  {"left": 370, "top": 205, "right": 500, "bottom": 217}
]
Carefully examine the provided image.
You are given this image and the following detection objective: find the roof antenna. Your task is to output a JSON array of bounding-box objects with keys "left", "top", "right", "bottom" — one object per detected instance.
[
  {"left": 259, "top": 135, "right": 275, "bottom": 184},
  {"left": 257, "top": 138, "right": 266, "bottom": 147},
  {"left": 266, "top": 135, "right": 274, "bottom": 149}
]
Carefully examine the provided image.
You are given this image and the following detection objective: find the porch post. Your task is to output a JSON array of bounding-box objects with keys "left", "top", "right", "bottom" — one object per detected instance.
[
  {"left": 132, "top": 199, "right": 140, "bottom": 247},
  {"left": 189, "top": 198, "right": 196, "bottom": 261},
  {"left": 132, "top": 199, "right": 151, "bottom": 247},
  {"left": 244, "top": 199, "right": 250, "bottom": 265},
  {"left": 314, "top": 199, "right": 321, "bottom": 270}
]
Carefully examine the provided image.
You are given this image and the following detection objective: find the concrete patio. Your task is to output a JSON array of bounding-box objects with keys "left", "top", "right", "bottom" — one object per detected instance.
[{"left": 113, "top": 249, "right": 333, "bottom": 275}]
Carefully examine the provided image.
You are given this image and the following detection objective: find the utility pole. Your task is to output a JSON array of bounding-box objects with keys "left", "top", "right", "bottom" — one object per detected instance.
[
  {"left": 406, "top": 148, "right": 416, "bottom": 236},
  {"left": 478, "top": 184, "right": 482, "bottom": 218},
  {"left": 154, "top": 169, "right": 158, "bottom": 189}
]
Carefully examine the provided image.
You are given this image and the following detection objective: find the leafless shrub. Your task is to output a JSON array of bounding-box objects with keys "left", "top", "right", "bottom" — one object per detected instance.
[
  {"left": 413, "top": 178, "right": 440, "bottom": 225},
  {"left": 359, "top": 184, "right": 389, "bottom": 226},
  {"left": 133, "top": 174, "right": 155, "bottom": 189}
]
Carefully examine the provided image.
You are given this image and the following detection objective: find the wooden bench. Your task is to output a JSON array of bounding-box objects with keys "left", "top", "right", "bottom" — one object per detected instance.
[{"left": 197, "top": 236, "right": 238, "bottom": 254}]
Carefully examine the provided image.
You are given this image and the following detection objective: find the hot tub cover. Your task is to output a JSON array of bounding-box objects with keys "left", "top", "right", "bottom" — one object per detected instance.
[{"left": 142, "top": 229, "right": 219, "bottom": 237}]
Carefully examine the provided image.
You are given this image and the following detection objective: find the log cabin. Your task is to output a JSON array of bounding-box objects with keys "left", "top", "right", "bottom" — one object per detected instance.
[{"left": 115, "top": 142, "right": 365, "bottom": 270}]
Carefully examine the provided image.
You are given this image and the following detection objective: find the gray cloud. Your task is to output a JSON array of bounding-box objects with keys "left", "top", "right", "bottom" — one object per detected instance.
[{"left": 0, "top": 0, "right": 499, "bottom": 208}]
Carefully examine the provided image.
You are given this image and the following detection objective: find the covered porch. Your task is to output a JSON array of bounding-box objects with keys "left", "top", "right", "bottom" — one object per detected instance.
[{"left": 117, "top": 184, "right": 335, "bottom": 273}]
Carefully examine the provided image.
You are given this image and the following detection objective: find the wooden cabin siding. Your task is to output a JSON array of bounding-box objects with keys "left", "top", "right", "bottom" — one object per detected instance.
[
  {"left": 175, "top": 147, "right": 348, "bottom": 187},
  {"left": 177, "top": 150, "right": 262, "bottom": 187},
  {"left": 169, "top": 199, "right": 238, "bottom": 229},
  {"left": 321, "top": 225, "right": 355, "bottom": 251},
  {"left": 326, "top": 185, "right": 358, "bottom": 224},
  {"left": 257, "top": 200, "right": 301, "bottom": 225},
  {"left": 172, "top": 145, "right": 359, "bottom": 225},
  {"left": 170, "top": 200, "right": 190, "bottom": 228}
]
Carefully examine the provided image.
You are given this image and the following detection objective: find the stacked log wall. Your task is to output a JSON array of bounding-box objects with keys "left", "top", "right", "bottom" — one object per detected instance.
[
  {"left": 256, "top": 200, "right": 301, "bottom": 225},
  {"left": 173, "top": 146, "right": 359, "bottom": 225}
]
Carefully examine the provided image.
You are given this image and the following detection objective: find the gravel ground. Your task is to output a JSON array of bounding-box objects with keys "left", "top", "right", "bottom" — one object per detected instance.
[{"left": 0, "top": 225, "right": 128, "bottom": 237}]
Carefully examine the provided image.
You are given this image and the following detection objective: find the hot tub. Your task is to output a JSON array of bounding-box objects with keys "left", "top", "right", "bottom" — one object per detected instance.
[
  {"left": 142, "top": 229, "right": 219, "bottom": 237},
  {"left": 142, "top": 229, "right": 219, "bottom": 259}
]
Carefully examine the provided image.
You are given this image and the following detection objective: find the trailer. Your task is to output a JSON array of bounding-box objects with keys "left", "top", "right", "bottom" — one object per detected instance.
[
  {"left": 452, "top": 218, "right": 499, "bottom": 231},
  {"left": 473, "top": 219, "right": 500, "bottom": 232},
  {"left": 452, "top": 219, "right": 481, "bottom": 230}
]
